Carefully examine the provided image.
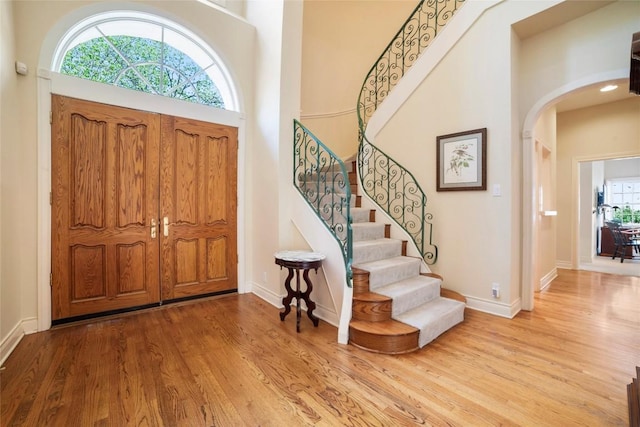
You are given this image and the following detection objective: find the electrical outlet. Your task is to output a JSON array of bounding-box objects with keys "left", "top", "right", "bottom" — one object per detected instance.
[
  {"left": 492, "top": 283, "right": 500, "bottom": 298},
  {"left": 263, "top": 272, "right": 267, "bottom": 282}
]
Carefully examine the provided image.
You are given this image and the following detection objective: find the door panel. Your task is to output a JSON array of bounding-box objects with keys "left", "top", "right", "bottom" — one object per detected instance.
[
  {"left": 160, "top": 116, "right": 238, "bottom": 300},
  {"left": 51, "top": 95, "right": 161, "bottom": 320},
  {"left": 52, "top": 96, "right": 237, "bottom": 320}
]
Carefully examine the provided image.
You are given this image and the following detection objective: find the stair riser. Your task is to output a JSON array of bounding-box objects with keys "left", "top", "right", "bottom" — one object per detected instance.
[
  {"left": 351, "top": 299, "right": 392, "bottom": 322},
  {"left": 349, "top": 327, "right": 419, "bottom": 355},
  {"left": 352, "top": 268, "right": 370, "bottom": 294},
  {"left": 351, "top": 209, "right": 372, "bottom": 223},
  {"left": 388, "top": 286, "right": 441, "bottom": 317},
  {"left": 395, "top": 298, "right": 466, "bottom": 348},
  {"left": 417, "top": 307, "right": 464, "bottom": 348},
  {"left": 367, "top": 263, "right": 421, "bottom": 290},
  {"left": 352, "top": 224, "right": 386, "bottom": 242},
  {"left": 352, "top": 241, "right": 403, "bottom": 264}
]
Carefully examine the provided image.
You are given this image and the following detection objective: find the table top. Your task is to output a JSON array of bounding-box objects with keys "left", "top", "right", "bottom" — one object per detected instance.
[{"left": 274, "top": 250, "right": 326, "bottom": 262}]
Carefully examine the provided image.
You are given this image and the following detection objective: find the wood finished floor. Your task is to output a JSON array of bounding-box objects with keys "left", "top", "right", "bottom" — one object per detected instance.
[{"left": 1, "top": 269, "right": 639, "bottom": 426}]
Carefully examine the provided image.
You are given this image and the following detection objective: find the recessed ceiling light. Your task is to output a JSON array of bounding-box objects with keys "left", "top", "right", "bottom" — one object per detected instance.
[{"left": 600, "top": 84, "right": 618, "bottom": 92}]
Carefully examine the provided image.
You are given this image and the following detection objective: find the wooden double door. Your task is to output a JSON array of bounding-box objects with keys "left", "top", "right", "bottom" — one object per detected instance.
[{"left": 51, "top": 95, "right": 237, "bottom": 320}]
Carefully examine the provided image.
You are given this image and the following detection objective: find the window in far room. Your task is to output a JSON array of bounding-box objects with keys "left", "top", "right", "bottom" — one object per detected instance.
[
  {"left": 54, "top": 11, "right": 237, "bottom": 110},
  {"left": 606, "top": 177, "right": 640, "bottom": 224}
]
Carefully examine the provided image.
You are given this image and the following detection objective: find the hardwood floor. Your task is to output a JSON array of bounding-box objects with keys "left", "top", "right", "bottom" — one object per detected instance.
[{"left": 1, "top": 269, "right": 638, "bottom": 426}]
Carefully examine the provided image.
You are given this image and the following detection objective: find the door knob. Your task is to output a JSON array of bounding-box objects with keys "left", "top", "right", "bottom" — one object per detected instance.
[{"left": 163, "top": 217, "right": 169, "bottom": 237}]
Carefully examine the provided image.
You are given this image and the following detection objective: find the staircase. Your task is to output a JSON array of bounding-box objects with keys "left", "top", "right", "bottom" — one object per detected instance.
[
  {"left": 346, "top": 162, "right": 465, "bottom": 354},
  {"left": 293, "top": 0, "right": 469, "bottom": 351}
]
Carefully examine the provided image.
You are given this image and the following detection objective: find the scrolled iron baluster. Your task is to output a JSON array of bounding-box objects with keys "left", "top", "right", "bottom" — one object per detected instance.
[
  {"left": 293, "top": 120, "right": 352, "bottom": 283},
  {"left": 356, "top": 0, "right": 465, "bottom": 264}
]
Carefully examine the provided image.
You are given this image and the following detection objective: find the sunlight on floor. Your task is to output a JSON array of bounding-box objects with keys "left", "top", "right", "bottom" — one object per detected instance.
[{"left": 579, "top": 255, "right": 640, "bottom": 277}]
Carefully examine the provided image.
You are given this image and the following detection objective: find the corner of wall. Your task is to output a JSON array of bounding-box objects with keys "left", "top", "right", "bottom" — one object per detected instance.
[{"left": 0, "top": 318, "right": 37, "bottom": 366}]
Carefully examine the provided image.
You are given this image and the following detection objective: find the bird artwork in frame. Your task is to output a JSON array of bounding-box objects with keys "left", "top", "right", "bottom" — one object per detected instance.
[{"left": 436, "top": 127, "right": 487, "bottom": 191}]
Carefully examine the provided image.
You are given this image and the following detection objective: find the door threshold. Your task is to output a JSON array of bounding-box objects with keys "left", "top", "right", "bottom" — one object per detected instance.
[{"left": 51, "top": 289, "right": 238, "bottom": 328}]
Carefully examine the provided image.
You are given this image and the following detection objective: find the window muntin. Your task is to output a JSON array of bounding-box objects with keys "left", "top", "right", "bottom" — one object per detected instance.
[
  {"left": 54, "top": 12, "right": 237, "bottom": 111},
  {"left": 606, "top": 178, "right": 640, "bottom": 224}
]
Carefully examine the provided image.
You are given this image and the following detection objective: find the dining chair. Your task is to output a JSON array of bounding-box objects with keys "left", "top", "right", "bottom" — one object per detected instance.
[{"left": 605, "top": 221, "right": 640, "bottom": 263}]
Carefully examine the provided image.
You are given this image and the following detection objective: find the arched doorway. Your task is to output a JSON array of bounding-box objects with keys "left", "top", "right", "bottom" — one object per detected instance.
[{"left": 521, "top": 69, "right": 631, "bottom": 311}]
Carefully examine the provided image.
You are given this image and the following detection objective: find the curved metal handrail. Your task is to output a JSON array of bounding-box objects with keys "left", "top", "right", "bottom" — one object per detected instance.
[
  {"left": 356, "top": 0, "right": 466, "bottom": 264},
  {"left": 293, "top": 119, "right": 353, "bottom": 283}
]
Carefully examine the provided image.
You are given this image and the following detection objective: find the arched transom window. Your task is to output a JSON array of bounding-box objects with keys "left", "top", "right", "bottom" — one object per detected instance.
[{"left": 54, "top": 11, "right": 237, "bottom": 110}]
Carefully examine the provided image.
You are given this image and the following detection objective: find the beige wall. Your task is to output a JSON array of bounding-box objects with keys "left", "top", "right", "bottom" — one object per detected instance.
[
  {"left": 518, "top": 1, "right": 639, "bottom": 124},
  {"left": 366, "top": 0, "right": 639, "bottom": 313},
  {"left": 1, "top": 0, "right": 25, "bottom": 346},
  {"left": 556, "top": 97, "right": 640, "bottom": 266},
  {"left": 300, "top": 0, "right": 415, "bottom": 158},
  {"left": 375, "top": 2, "right": 527, "bottom": 312},
  {"left": 534, "top": 107, "right": 557, "bottom": 288}
]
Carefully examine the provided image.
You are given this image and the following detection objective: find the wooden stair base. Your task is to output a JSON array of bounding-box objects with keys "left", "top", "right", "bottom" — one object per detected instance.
[
  {"left": 349, "top": 319, "right": 419, "bottom": 355},
  {"left": 352, "top": 292, "right": 392, "bottom": 322},
  {"left": 440, "top": 288, "right": 467, "bottom": 304},
  {"left": 347, "top": 159, "right": 463, "bottom": 354}
]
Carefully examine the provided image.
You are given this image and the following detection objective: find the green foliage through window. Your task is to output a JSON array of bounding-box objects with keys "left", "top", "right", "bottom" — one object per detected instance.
[
  {"left": 61, "top": 36, "right": 225, "bottom": 108},
  {"left": 612, "top": 205, "right": 640, "bottom": 224}
]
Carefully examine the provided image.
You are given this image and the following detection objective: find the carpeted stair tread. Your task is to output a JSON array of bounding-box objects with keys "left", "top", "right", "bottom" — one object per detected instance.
[
  {"left": 395, "top": 297, "right": 465, "bottom": 348},
  {"left": 351, "top": 207, "right": 371, "bottom": 223},
  {"left": 352, "top": 238, "right": 403, "bottom": 264},
  {"left": 352, "top": 222, "right": 386, "bottom": 241},
  {"left": 375, "top": 275, "right": 441, "bottom": 316},
  {"left": 353, "top": 256, "right": 422, "bottom": 290}
]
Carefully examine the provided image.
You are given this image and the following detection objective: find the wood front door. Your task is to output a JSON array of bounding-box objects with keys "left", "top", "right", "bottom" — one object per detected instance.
[
  {"left": 51, "top": 95, "right": 237, "bottom": 320},
  {"left": 159, "top": 116, "right": 238, "bottom": 301}
]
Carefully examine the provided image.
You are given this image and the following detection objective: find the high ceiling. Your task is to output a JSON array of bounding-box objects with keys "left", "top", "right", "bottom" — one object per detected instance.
[
  {"left": 513, "top": 1, "right": 637, "bottom": 113},
  {"left": 554, "top": 78, "right": 637, "bottom": 113},
  {"left": 512, "top": 1, "right": 615, "bottom": 39}
]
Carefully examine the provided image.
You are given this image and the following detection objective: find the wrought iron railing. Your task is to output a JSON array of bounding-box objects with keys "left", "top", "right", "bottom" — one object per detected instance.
[
  {"left": 293, "top": 119, "right": 352, "bottom": 283},
  {"left": 357, "top": 0, "right": 465, "bottom": 129},
  {"left": 357, "top": 0, "right": 466, "bottom": 264}
]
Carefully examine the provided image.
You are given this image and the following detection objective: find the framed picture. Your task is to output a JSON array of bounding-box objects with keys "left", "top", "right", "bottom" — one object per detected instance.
[{"left": 436, "top": 128, "right": 487, "bottom": 191}]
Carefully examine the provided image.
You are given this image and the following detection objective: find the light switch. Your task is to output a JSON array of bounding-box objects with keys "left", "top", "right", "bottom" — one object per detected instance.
[
  {"left": 15, "top": 61, "right": 28, "bottom": 76},
  {"left": 492, "top": 184, "right": 501, "bottom": 197}
]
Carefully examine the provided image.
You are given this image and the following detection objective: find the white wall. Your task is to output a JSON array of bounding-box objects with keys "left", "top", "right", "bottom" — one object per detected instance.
[
  {"left": 578, "top": 162, "right": 596, "bottom": 264},
  {"left": 588, "top": 161, "right": 605, "bottom": 260},
  {"left": 605, "top": 157, "right": 640, "bottom": 180}
]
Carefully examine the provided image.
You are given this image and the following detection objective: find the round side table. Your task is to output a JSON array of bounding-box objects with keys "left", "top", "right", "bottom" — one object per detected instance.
[{"left": 274, "top": 250, "right": 325, "bottom": 332}]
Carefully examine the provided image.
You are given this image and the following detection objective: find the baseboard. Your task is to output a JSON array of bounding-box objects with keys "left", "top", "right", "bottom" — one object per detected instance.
[
  {"left": 250, "top": 282, "right": 339, "bottom": 328},
  {"left": 309, "top": 302, "right": 339, "bottom": 328},
  {"left": 539, "top": 268, "right": 558, "bottom": 292},
  {"left": 1, "top": 317, "right": 38, "bottom": 366},
  {"left": 465, "top": 296, "right": 522, "bottom": 319},
  {"left": 556, "top": 261, "right": 572, "bottom": 270},
  {"left": 249, "top": 281, "right": 283, "bottom": 308}
]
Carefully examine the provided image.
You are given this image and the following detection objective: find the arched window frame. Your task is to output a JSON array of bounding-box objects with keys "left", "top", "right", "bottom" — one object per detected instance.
[{"left": 52, "top": 10, "right": 239, "bottom": 111}]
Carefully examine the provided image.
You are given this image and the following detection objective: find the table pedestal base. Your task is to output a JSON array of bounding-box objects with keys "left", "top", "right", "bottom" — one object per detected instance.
[{"left": 275, "top": 252, "right": 323, "bottom": 333}]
